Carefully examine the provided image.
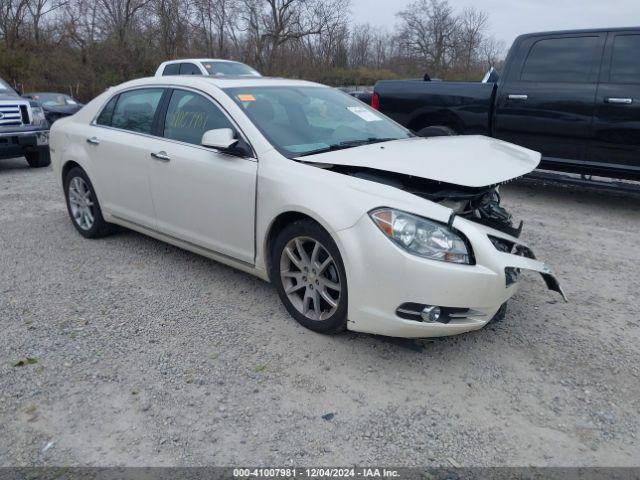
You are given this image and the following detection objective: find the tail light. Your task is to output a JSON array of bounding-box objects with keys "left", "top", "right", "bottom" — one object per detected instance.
[{"left": 371, "top": 92, "right": 379, "bottom": 111}]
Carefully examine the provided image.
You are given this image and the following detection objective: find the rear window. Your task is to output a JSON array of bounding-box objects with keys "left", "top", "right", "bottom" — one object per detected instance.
[
  {"left": 521, "top": 36, "right": 601, "bottom": 82},
  {"left": 610, "top": 35, "right": 640, "bottom": 84},
  {"left": 203, "top": 62, "right": 260, "bottom": 76},
  {"left": 96, "top": 96, "right": 118, "bottom": 126},
  {"left": 110, "top": 89, "right": 164, "bottom": 134}
]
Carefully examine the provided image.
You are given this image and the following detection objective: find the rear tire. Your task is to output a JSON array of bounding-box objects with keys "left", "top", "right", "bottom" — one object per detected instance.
[
  {"left": 64, "top": 167, "right": 114, "bottom": 238},
  {"left": 271, "top": 220, "right": 348, "bottom": 334},
  {"left": 25, "top": 149, "right": 51, "bottom": 168},
  {"left": 416, "top": 126, "right": 457, "bottom": 138}
]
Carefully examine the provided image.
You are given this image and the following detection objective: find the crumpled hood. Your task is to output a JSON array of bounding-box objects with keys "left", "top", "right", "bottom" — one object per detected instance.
[
  {"left": 43, "top": 104, "right": 82, "bottom": 114},
  {"left": 297, "top": 135, "right": 541, "bottom": 188}
]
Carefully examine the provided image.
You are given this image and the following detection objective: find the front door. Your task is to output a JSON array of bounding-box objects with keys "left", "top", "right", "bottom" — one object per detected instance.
[{"left": 149, "top": 88, "right": 257, "bottom": 264}]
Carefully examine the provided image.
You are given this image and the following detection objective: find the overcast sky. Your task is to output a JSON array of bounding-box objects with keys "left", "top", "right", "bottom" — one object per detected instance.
[{"left": 350, "top": 0, "right": 640, "bottom": 48}]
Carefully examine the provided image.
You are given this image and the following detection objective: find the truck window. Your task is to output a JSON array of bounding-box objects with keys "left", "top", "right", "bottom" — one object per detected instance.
[
  {"left": 163, "top": 63, "right": 180, "bottom": 76},
  {"left": 179, "top": 63, "right": 201, "bottom": 75},
  {"left": 610, "top": 35, "right": 640, "bottom": 84},
  {"left": 521, "top": 36, "right": 600, "bottom": 82}
]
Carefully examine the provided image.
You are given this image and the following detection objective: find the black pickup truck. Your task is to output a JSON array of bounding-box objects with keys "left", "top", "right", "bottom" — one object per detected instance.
[
  {"left": 372, "top": 28, "right": 640, "bottom": 180},
  {"left": 0, "top": 77, "right": 50, "bottom": 168}
]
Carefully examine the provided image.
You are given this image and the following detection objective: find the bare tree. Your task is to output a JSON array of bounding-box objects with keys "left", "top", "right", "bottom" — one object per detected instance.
[
  {"left": 349, "top": 23, "right": 371, "bottom": 68},
  {"left": 455, "top": 6, "right": 488, "bottom": 72},
  {"left": 0, "top": 0, "right": 503, "bottom": 101},
  {"left": 0, "top": 0, "right": 29, "bottom": 48},
  {"left": 480, "top": 35, "right": 506, "bottom": 70},
  {"left": 26, "top": 0, "right": 68, "bottom": 45},
  {"left": 397, "top": 0, "right": 458, "bottom": 76}
]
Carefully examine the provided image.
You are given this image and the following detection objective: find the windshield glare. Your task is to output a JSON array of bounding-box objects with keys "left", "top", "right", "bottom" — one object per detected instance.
[
  {"left": 0, "top": 79, "right": 12, "bottom": 92},
  {"left": 33, "top": 93, "right": 76, "bottom": 106},
  {"left": 205, "top": 62, "right": 260, "bottom": 76},
  {"left": 225, "top": 86, "right": 411, "bottom": 157}
]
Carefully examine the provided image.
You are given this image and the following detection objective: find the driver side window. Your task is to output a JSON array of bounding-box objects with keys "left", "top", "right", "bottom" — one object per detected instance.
[{"left": 163, "top": 90, "right": 234, "bottom": 146}]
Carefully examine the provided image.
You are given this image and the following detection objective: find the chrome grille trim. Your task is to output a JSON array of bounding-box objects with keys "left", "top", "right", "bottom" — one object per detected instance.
[{"left": 0, "top": 101, "right": 31, "bottom": 126}]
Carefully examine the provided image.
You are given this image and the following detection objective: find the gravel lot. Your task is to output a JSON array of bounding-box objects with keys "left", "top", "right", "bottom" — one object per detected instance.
[{"left": 1, "top": 157, "right": 639, "bottom": 467}]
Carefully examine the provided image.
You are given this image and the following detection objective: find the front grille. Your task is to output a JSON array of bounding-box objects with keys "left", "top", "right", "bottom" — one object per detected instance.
[{"left": 0, "top": 103, "right": 27, "bottom": 126}]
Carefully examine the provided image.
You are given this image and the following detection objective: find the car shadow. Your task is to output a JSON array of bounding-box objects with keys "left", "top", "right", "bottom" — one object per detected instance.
[{"left": 0, "top": 157, "right": 31, "bottom": 171}]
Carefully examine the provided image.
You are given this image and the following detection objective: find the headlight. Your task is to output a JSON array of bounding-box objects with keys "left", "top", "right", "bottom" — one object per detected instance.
[
  {"left": 30, "top": 106, "right": 48, "bottom": 128},
  {"left": 370, "top": 208, "right": 471, "bottom": 264}
]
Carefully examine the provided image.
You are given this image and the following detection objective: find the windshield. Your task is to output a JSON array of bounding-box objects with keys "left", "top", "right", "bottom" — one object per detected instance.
[
  {"left": 0, "top": 79, "right": 14, "bottom": 93},
  {"left": 31, "top": 93, "right": 77, "bottom": 106},
  {"left": 224, "top": 86, "right": 412, "bottom": 157},
  {"left": 204, "top": 61, "right": 260, "bottom": 77}
]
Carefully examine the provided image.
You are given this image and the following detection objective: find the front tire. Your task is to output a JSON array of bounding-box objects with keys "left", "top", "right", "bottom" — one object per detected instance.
[
  {"left": 25, "top": 149, "right": 51, "bottom": 168},
  {"left": 64, "top": 167, "right": 114, "bottom": 238},
  {"left": 272, "top": 220, "right": 348, "bottom": 334}
]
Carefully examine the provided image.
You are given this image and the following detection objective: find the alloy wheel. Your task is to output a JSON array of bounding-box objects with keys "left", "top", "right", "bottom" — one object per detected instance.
[
  {"left": 279, "top": 236, "right": 342, "bottom": 321},
  {"left": 68, "top": 176, "right": 95, "bottom": 230}
]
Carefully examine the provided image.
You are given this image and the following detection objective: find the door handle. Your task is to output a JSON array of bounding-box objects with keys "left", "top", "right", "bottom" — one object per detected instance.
[
  {"left": 150, "top": 151, "right": 171, "bottom": 162},
  {"left": 86, "top": 136, "right": 100, "bottom": 145},
  {"left": 605, "top": 97, "right": 633, "bottom": 105},
  {"left": 508, "top": 94, "right": 528, "bottom": 101}
]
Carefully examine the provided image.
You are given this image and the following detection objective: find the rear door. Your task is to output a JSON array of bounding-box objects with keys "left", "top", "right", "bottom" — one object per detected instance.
[
  {"left": 89, "top": 88, "right": 166, "bottom": 229},
  {"left": 591, "top": 31, "right": 640, "bottom": 175},
  {"left": 494, "top": 33, "right": 605, "bottom": 165}
]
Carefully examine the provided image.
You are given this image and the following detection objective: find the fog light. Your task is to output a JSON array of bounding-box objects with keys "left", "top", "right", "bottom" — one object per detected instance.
[{"left": 421, "top": 306, "right": 441, "bottom": 323}]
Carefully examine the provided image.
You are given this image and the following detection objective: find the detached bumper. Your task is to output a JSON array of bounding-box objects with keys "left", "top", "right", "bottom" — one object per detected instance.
[
  {"left": 335, "top": 214, "right": 565, "bottom": 338},
  {"left": 0, "top": 130, "right": 49, "bottom": 159}
]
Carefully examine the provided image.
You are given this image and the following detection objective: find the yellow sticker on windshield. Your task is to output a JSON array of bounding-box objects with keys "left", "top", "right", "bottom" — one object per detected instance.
[{"left": 237, "top": 94, "right": 256, "bottom": 102}]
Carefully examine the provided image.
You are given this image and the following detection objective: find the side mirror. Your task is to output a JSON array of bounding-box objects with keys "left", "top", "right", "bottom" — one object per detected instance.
[{"left": 201, "top": 128, "right": 238, "bottom": 150}]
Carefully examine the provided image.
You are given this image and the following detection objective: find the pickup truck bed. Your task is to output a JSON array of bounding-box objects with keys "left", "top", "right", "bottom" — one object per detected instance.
[{"left": 375, "top": 80, "right": 495, "bottom": 136}]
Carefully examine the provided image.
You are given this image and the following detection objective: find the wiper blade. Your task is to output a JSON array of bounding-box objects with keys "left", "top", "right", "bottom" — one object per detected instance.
[{"left": 297, "top": 137, "right": 398, "bottom": 157}]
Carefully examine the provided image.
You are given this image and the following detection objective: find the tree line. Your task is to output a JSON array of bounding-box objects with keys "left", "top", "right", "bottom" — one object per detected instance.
[{"left": 0, "top": 0, "right": 506, "bottom": 102}]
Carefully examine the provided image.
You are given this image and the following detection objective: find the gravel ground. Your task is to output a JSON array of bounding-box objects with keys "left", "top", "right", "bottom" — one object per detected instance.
[{"left": 1, "top": 157, "right": 639, "bottom": 467}]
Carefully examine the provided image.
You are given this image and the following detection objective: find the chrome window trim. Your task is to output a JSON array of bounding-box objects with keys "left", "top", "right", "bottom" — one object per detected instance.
[{"left": 90, "top": 84, "right": 257, "bottom": 160}]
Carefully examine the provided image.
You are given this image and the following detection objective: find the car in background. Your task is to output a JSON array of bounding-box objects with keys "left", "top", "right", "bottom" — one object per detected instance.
[
  {"left": 23, "top": 92, "right": 83, "bottom": 124},
  {"left": 372, "top": 27, "right": 640, "bottom": 180},
  {"left": 0, "top": 77, "right": 50, "bottom": 168},
  {"left": 50, "top": 75, "right": 565, "bottom": 339},
  {"left": 155, "top": 59, "right": 261, "bottom": 77}
]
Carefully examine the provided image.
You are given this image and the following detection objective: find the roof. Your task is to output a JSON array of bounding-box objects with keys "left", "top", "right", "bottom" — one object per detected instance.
[
  {"left": 515, "top": 26, "right": 640, "bottom": 41},
  {"left": 160, "top": 58, "right": 245, "bottom": 64},
  {"left": 117, "top": 75, "right": 325, "bottom": 90}
]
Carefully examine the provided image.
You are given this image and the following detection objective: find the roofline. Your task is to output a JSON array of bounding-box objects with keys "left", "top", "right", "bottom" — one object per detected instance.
[
  {"left": 515, "top": 26, "right": 640, "bottom": 41},
  {"left": 160, "top": 58, "right": 243, "bottom": 64}
]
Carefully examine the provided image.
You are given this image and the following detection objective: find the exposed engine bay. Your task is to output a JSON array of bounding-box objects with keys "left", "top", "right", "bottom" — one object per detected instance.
[{"left": 323, "top": 165, "right": 523, "bottom": 238}]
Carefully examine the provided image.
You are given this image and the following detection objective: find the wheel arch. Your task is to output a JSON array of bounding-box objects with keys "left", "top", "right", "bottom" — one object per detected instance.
[
  {"left": 408, "top": 110, "right": 462, "bottom": 134},
  {"left": 61, "top": 159, "right": 83, "bottom": 184},
  {"left": 263, "top": 210, "right": 339, "bottom": 283}
]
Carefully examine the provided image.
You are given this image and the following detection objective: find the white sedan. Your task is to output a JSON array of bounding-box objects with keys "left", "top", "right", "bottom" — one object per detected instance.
[{"left": 50, "top": 76, "right": 565, "bottom": 338}]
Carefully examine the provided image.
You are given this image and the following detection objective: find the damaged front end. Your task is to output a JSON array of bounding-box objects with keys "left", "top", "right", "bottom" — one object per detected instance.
[
  {"left": 310, "top": 164, "right": 567, "bottom": 302},
  {"left": 330, "top": 165, "right": 522, "bottom": 238}
]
